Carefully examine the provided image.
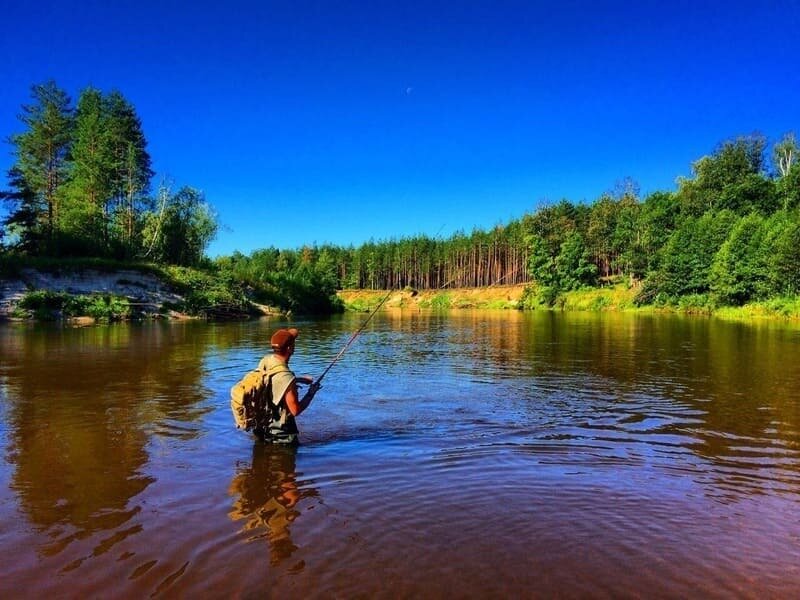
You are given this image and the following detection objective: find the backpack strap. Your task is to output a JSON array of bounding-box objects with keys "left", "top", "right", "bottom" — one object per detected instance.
[
  {"left": 263, "top": 363, "right": 293, "bottom": 408},
  {"left": 265, "top": 363, "right": 291, "bottom": 377}
]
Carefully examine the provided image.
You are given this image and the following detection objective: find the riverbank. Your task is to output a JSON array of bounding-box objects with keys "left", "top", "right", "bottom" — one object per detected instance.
[
  {"left": 338, "top": 285, "right": 526, "bottom": 311},
  {"left": 3, "top": 265, "right": 798, "bottom": 323},
  {"left": 0, "top": 262, "right": 275, "bottom": 323},
  {"left": 337, "top": 285, "right": 800, "bottom": 321}
]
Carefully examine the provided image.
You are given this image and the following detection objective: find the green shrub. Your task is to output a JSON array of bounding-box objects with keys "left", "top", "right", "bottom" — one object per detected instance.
[
  {"left": 429, "top": 293, "right": 452, "bottom": 309},
  {"left": 344, "top": 298, "right": 373, "bottom": 312},
  {"left": 677, "top": 293, "right": 715, "bottom": 314},
  {"left": 588, "top": 295, "right": 611, "bottom": 310},
  {"left": 161, "top": 265, "right": 251, "bottom": 315},
  {"left": 19, "top": 290, "right": 66, "bottom": 311},
  {"left": 63, "top": 295, "right": 131, "bottom": 321},
  {"left": 17, "top": 290, "right": 131, "bottom": 321},
  {"left": 519, "top": 284, "right": 559, "bottom": 309},
  {"left": 763, "top": 296, "right": 800, "bottom": 317},
  {"left": 418, "top": 293, "right": 452, "bottom": 309},
  {"left": 484, "top": 299, "right": 517, "bottom": 309}
]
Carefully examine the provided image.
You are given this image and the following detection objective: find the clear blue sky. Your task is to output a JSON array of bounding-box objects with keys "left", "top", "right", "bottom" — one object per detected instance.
[{"left": 2, "top": 1, "right": 799, "bottom": 257}]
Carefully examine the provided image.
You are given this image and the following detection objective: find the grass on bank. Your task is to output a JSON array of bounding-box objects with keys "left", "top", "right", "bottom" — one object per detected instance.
[
  {"left": 340, "top": 282, "right": 800, "bottom": 321},
  {"left": 340, "top": 286, "right": 523, "bottom": 311},
  {"left": 556, "top": 284, "right": 638, "bottom": 311},
  {"left": 529, "top": 281, "right": 800, "bottom": 320},
  {"left": 0, "top": 254, "right": 162, "bottom": 278},
  {"left": 712, "top": 296, "right": 800, "bottom": 321}
]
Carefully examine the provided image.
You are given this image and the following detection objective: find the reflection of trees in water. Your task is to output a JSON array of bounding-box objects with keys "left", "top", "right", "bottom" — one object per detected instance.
[
  {"left": 1, "top": 323, "right": 211, "bottom": 560},
  {"left": 566, "top": 315, "right": 800, "bottom": 496},
  {"left": 373, "top": 310, "right": 800, "bottom": 497},
  {"left": 523, "top": 314, "right": 800, "bottom": 495},
  {"left": 228, "top": 443, "right": 319, "bottom": 567},
  {"left": 385, "top": 309, "right": 528, "bottom": 376},
  {"left": 674, "top": 321, "right": 800, "bottom": 498}
]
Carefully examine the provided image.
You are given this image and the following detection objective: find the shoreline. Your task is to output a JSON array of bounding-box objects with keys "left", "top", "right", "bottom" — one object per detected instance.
[
  {"left": 338, "top": 285, "right": 526, "bottom": 311},
  {"left": 0, "top": 267, "right": 276, "bottom": 323},
  {"left": 337, "top": 286, "right": 800, "bottom": 322},
  {"left": 2, "top": 268, "right": 798, "bottom": 323}
]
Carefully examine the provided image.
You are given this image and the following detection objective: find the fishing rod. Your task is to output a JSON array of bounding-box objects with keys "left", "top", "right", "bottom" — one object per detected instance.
[{"left": 312, "top": 289, "right": 393, "bottom": 387}]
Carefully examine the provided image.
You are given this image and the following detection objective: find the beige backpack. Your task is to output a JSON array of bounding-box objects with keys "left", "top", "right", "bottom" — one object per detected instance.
[{"left": 230, "top": 363, "right": 289, "bottom": 431}]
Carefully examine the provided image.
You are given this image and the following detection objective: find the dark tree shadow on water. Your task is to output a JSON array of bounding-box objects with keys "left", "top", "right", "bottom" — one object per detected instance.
[{"left": 2, "top": 323, "right": 210, "bottom": 565}]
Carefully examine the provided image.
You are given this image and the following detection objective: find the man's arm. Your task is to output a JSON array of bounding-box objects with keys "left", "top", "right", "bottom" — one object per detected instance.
[{"left": 284, "top": 380, "right": 320, "bottom": 417}]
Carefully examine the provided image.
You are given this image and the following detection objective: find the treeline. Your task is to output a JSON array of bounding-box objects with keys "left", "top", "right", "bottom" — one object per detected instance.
[
  {"left": 1, "top": 81, "right": 217, "bottom": 266},
  {"left": 220, "top": 133, "right": 800, "bottom": 310},
  {"left": 215, "top": 246, "right": 342, "bottom": 313},
  {"left": 4, "top": 80, "right": 799, "bottom": 314}
]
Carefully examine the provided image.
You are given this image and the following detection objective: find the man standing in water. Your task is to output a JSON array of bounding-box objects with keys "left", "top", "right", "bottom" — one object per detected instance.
[{"left": 256, "top": 328, "right": 320, "bottom": 445}]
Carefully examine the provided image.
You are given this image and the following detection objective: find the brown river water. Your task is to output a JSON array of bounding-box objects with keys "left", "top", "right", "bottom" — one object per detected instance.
[{"left": 1, "top": 310, "right": 799, "bottom": 598}]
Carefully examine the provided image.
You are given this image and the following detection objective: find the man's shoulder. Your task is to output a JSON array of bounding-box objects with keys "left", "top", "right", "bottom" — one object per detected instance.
[
  {"left": 258, "top": 355, "right": 295, "bottom": 378},
  {"left": 257, "top": 354, "right": 284, "bottom": 369},
  {"left": 257, "top": 354, "right": 274, "bottom": 369}
]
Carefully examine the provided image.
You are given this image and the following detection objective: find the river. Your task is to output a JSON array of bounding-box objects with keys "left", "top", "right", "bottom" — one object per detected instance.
[{"left": 1, "top": 310, "right": 799, "bottom": 598}]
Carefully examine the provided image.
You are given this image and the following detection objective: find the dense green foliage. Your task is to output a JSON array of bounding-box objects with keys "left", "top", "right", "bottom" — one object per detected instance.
[
  {"left": 174, "top": 132, "right": 799, "bottom": 313},
  {"left": 214, "top": 247, "right": 343, "bottom": 314},
  {"left": 227, "top": 133, "right": 797, "bottom": 311},
  {"left": 1, "top": 81, "right": 216, "bottom": 266},
  {"left": 16, "top": 290, "right": 131, "bottom": 321}
]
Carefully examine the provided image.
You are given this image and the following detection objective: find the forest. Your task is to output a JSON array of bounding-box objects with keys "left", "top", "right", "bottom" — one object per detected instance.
[
  {"left": 2, "top": 81, "right": 800, "bottom": 315},
  {"left": 219, "top": 132, "right": 800, "bottom": 312}
]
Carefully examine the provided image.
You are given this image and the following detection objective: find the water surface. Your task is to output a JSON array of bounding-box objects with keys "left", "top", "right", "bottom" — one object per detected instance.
[{"left": 1, "top": 310, "right": 799, "bottom": 597}]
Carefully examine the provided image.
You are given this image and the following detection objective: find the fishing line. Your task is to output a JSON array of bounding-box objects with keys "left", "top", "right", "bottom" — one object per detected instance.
[{"left": 314, "top": 289, "right": 392, "bottom": 386}]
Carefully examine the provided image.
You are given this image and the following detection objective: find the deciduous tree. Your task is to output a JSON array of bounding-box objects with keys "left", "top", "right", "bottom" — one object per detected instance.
[
  {"left": 141, "top": 186, "right": 218, "bottom": 266},
  {"left": 773, "top": 133, "right": 798, "bottom": 178},
  {"left": 709, "top": 213, "right": 766, "bottom": 305}
]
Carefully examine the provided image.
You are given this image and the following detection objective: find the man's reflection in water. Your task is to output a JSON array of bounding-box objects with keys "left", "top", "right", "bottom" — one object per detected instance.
[{"left": 228, "top": 443, "right": 318, "bottom": 566}]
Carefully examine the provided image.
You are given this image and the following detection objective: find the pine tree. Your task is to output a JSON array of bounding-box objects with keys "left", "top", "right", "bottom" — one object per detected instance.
[
  {"left": 0, "top": 167, "right": 40, "bottom": 252},
  {"left": 104, "top": 91, "right": 153, "bottom": 256},
  {"left": 8, "top": 81, "right": 73, "bottom": 252},
  {"left": 62, "top": 87, "right": 115, "bottom": 254}
]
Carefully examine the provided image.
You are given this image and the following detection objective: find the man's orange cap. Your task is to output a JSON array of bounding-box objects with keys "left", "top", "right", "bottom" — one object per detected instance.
[{"left": 270, "top": 328, "right": 299, "bottom": 351}]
